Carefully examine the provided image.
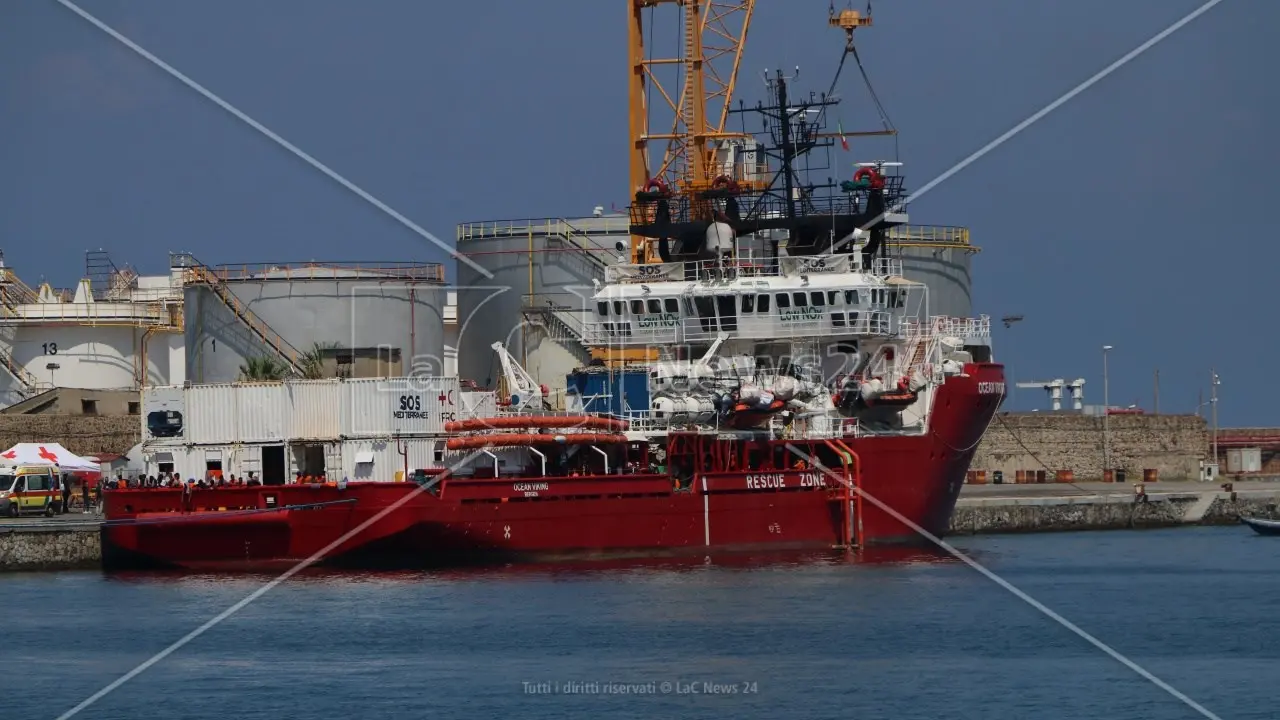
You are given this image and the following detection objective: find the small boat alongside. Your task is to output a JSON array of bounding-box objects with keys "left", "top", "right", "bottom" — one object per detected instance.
[{"left": 1241, "top": 516, "right": 1280, "bottom": 536}]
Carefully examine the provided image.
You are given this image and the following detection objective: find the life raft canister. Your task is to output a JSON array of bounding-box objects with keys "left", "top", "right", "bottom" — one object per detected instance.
[{"left": 852, "top": 166, "right": 885, "bottom": 189}]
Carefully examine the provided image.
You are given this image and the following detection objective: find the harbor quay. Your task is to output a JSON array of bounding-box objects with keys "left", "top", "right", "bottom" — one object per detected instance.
[{"left": 2, "top": 480, "right": 1277, "bottom": 572}]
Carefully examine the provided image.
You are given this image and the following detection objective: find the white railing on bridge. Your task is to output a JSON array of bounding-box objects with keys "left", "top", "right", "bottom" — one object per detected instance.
[{"left": 603, "top": 252, "right": 904, "bottom": 285}]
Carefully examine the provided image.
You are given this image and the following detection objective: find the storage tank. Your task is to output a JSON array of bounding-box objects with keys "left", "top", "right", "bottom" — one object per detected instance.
[
  {"left": 180, "top": 258, "right": 447, "bottom": 384},
  {"left": 885, "top": 225, "right": 977, "bottom": 320},
  {"left": 454, "top": 214, "right": 629, "bottom": 389}
]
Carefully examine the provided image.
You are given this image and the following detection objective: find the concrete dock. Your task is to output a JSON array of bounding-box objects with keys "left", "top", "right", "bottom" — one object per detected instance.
[
  {"left": 2, "top": 481, "right": 1278, "bottom": 571},
  {"left": 950, "top": 479, "right": 1280, "bottom": 535},
  {"left": 0, "top": 513, "right": 102, "bottom": 572}
]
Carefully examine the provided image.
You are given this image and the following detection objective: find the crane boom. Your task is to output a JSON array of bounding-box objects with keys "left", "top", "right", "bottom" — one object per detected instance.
[{"left": 628, "top": 1, "right": 755, "bottom": 200}]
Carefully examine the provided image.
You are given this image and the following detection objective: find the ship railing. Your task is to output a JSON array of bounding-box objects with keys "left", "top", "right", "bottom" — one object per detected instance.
[
  {"left": 603, "top": 251, "right": 903, "bottom": 285},
  {"left": 583, "top": 310, "right": 897, "bottom": 346},
  {"left": 582, "top": 321, "right": 680, "bottom": 347},
  {"left": 873, "top": 257, "right": 903, "bottom": 278},
  {"left": 931, "top": 315, "right": 992, "bottom": 340},
  {"left": 680, "top": 311, "right": 895, "bottom": 342}
]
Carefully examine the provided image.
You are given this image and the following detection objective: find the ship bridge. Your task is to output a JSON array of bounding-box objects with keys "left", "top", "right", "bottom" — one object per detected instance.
[{"left": 586, "top": 252, "right": 924, "bottom": 347}]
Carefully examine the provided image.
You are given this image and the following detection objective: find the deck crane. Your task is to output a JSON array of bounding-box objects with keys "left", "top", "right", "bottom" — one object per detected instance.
[
  {"left": 491, "top": 342, "right": 547, "bottom": 412},
  {"left": 627, "top": 1, "right": 894, "bottom": 263}
]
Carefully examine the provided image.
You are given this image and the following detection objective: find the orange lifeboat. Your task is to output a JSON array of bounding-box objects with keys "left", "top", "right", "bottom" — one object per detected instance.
[
  {"left": 444, "top": 416, "right": 629, "bottom": 433},
  {"left": 445, "top": 433, "right": 630, "bottom": 451}
]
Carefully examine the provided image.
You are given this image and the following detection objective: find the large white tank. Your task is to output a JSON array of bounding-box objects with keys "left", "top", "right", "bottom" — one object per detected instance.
[
  {"left": 184, "top": 261, "right": 447, "bottom": 384},
  {"left": 454, "top": 214, "right": 631, "bottom": 388}
]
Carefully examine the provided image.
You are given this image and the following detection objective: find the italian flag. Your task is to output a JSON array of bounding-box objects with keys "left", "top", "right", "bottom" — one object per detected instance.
[{"left": 838, "top": 121, "right": 849, "bottom": 152}]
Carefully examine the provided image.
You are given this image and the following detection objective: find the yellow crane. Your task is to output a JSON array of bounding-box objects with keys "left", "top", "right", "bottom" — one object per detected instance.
[{"left": 627, "top": 2, "right": 884, "bottom": 262}]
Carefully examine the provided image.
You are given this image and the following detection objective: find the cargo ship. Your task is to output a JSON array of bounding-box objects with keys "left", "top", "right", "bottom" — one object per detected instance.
[{"left": 100, "top": 4, "right": 1005, "bottom": 571}]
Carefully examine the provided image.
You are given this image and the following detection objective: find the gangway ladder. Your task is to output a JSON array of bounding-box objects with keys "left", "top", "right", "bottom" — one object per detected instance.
[
  {"left": 172, "top": 253, "right": 307, "bottom": 376},
  {"left": 824, "top": 439, "right": 863, "bottom": 550}
]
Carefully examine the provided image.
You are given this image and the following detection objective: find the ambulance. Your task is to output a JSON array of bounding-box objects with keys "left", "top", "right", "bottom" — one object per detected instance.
[{"left": 0, "top": 464, "right": 62, "bottom": 517}]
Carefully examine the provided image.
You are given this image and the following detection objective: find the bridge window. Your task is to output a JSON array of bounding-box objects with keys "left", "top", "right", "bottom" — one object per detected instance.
[
  {"left": 776, "top": 293, "right": 790, "bottom": 309},
  {"left": 647, "top": 299, "right": 662, "bottom": 314},
  {"left": 631, "top": 300, "right": 644, "bottom": 315},
  {"left": 810, "top": 291, "right": 825, "bottom": 307},
  {"left": 597, "top": 301, "right": 608, "bottom": 317},
  {"left": 716, "top": 295, "right": 737, "bottom": 331},
  {"left": 792, "top": 292, "right": 806, "bottom": 306},
  {"left": 613, "top": 301, "right": 624, "bottom": 316},
  {"left": 741, "top": 294, "right": 755, "bottom": 313},
  {"left": 844, "top": 290, "right": 859, "bottom": 305},
  {"left": 757, "top": 294, "right": 770, "bottom": 312},
  {"left": 827, "top": 291, "right": 838, "bottom": 305},
  {"left": 664, "top": 298, "right": 678, "bottom": 313}
]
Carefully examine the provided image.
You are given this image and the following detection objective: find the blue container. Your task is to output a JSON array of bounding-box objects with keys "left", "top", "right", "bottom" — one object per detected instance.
[{"left": 565, "top": 369, "right": 651, "bottom": 417}]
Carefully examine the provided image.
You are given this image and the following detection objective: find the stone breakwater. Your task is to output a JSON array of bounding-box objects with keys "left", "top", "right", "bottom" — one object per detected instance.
[
  {"left": 0, "top": 524, "right": 101, "bottom": 571},
  {"left": 950, "top": 489, "right": 1280, "bottom": 535}
]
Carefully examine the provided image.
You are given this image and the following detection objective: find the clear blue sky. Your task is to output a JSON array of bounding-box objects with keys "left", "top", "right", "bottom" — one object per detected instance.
[{"left": 2, "top": 1, "right": 1273, "bottom": 424}]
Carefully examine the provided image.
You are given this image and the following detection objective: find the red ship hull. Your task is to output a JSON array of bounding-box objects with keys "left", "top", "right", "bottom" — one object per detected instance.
[{"left": 101, "top": 364, "right": 1003, "bottom": 572}]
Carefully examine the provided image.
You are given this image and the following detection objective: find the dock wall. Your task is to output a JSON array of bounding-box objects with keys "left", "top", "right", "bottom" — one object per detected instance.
[
  {"left": 972, "top": 413, "right": 1207, "bottom": 481},
  {"left": 0, "top": 525, "right": 100, "bottom": 571},
  {"left": 0, "top": 415, "right": 140, "bottom": 456},
  {"left": 950, "top": 490, "right": 1279, "bottom": 535}
]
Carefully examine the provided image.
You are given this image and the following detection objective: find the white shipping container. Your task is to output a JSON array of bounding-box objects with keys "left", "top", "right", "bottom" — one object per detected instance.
[
  {"left": 341, "top": 377, "right": 460, "bottom": 438},
  {"left": 186, "top": 384, "right": 240, "bottom": 445},
  {"left": 236, "top": 383, "right": 288, "bottom": 443},
  {"left": 286, "top": 380, "right": 342, "bottom": 440},
  {"left": 341, "top": 437, "right": 441, "bottom": 482},
  {"left": 141, "top": 385, "right": 185, "bottom": 441}
]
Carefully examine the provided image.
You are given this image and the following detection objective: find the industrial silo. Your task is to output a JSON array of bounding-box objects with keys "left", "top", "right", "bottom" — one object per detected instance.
[
  {"left": 179, "top": 257, "right": 448, "bottom": 384},
  {"left": 885, "top": 225, "right": 977, "bottom": 320},
  {"left": 454, "top": 212, "right": 629, "bottom": 389}
]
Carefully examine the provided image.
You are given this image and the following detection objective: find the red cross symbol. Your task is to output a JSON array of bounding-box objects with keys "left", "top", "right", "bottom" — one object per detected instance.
[
  {"left": 37, "top": 446, "right": 59, "bottom": 463},
  {"left": 437, "top": 390, "right": 454, "bottom": 406},
  {"left": 0, "top": 450, "right": 14, "bottom": 460}
]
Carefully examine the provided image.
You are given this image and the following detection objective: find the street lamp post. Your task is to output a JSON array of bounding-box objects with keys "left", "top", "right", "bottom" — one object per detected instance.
[
  {"left": 1102, "top": 345, "right": 1112, "bottom": 477},
  {"left": 1211, "top": 369, "right": 1220, "bottom": 466}
]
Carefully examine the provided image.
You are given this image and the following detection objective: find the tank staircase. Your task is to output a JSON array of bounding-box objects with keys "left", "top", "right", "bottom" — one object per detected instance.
[
  {"left": 0, "top": 264, "right": 49, "bottom": 398},
  {"left": 520, "top": 293, "right": 593, "bottom": 366},
  {"left": 171, "top": 252, "right": 307, "bottom": 376}
]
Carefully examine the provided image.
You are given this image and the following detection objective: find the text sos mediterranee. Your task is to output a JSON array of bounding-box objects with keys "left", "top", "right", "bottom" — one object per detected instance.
[{"left": 395, "top": 395, "right": 455, "bottom": 421}]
